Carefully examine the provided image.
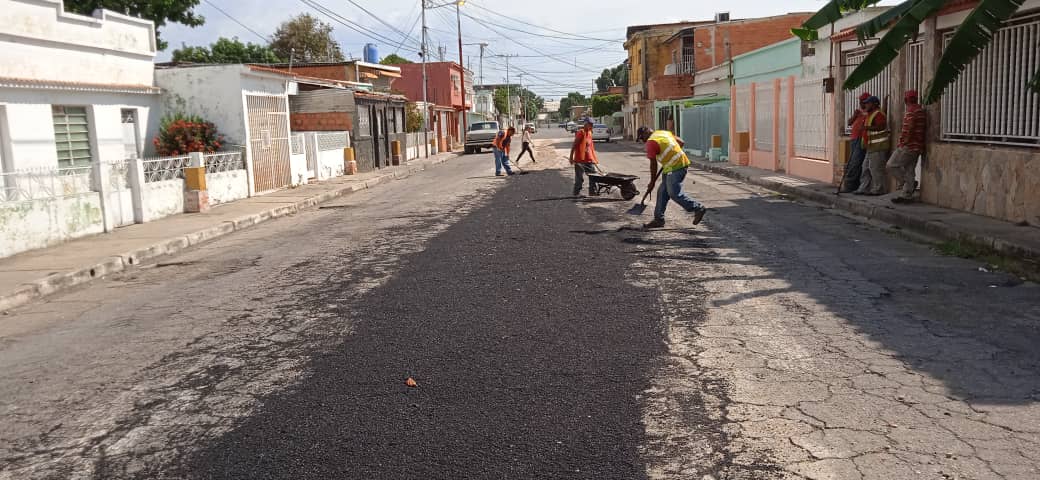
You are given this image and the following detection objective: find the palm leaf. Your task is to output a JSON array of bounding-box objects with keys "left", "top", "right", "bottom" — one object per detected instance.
[
  {"left": 1030, "top": 67, "right": 1040, "bottom": 94},
  {"left": 854, "top": 0, "right": 920, "bottom": 44},
  {"left": 923, "top": 0, "right": 1027, "bottom": 104},
  {"left": 843, "top": 0, "right": 947, "bottom": 91},
  {"left": 800, "top": 0, "right": 888, "bottom": 36}
]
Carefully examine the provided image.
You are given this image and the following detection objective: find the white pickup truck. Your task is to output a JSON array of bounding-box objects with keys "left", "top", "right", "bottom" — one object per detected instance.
[{"left": 464, "top": 121, "right": 500, "bottom": 154}]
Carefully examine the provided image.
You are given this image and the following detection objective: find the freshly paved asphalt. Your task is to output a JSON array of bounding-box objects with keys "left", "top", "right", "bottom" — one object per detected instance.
[
  {"left": 170, "top": 170, "right": 665, "bottom": 479},
  {"left": 1, "top": 130, "right": 1038, "bottom": 479}
]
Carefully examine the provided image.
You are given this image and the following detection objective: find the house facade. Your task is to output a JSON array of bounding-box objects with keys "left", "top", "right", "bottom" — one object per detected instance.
[
  {"left": 833, "top": 0, "right": 1040, "bottom": 225},
  {"left": 389, "top": 62, "right": 471, "bottom": 150},
  {"left": 624, "top": 13, "right": 811, "bottom": 139},
  {"left": 0, "top": 0, "right": 161, "bottom": 256}
]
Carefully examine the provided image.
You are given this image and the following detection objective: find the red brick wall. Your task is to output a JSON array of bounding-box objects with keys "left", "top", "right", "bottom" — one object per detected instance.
[
  {"left": 291, "top": 112, "right": 352, "bottom": 131},
  {"left": 693, "top": 14, "right": 812, "bottom": 70},
  {"left": 287, "top": 65, "right": 351, "bottom": 82},
  {"left": 650, "top": 73, "right": 694, "bottom": 100}
]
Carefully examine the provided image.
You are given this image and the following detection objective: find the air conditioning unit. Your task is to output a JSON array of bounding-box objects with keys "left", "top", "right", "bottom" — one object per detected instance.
[{"left": 715, "top": 12, "right": 730, "bottom": 22}]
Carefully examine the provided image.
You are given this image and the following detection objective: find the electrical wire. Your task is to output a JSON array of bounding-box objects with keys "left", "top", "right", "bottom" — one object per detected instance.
[
  {"left": 466, "top": 1, "right": 624, "bottom": 43},
  {"left": 393, "top": 8, "right": 423, "bottom": 55},
  {"left": 202, "top": 0, "right": 271, "bottom": 43},
  {"left": 341, "top": 0, "right": 420, "bottom": 49},
  {"left": 299, "top": 0, "right": 421, "bottom": 52}
]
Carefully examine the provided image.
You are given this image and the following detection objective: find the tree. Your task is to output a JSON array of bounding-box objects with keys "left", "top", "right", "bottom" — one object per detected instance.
[
  {"left": 493, "top": 87, "right": 544, "bottom": 121},
  {"left": 595, "top": 64, "right": 629, "bottom": 92},
  {"left": 794, "top": 0, "right": 1040, "bottom": 104},
  {"left": 405, "top": 102, "right": 425, "bottom": 132},
  {"left": 63, "top": 0, "right": 204, "bottom": 50},
  {"left": 380, "top": 54, "right": 412, "bottom": 65},
  {"left": 558, "top": 92, "right": 589, "bottom": 118},
  {"left": 270, "top": 14, "right": 344, "bottom": 63},
  {"left": 591, "top": 94, "right": 623, "bottom": 117},
  {"left": 172, "top": 37, "right": 283, "bottom": 64}
]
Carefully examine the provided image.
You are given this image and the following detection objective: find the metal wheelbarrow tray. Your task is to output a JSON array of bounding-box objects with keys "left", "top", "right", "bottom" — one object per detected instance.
[{"left": 588, "top": 172, "right": 640, "bottom": 200}]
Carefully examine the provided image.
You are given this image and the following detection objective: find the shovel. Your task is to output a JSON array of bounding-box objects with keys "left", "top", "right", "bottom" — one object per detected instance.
[{"left": 627, "top": 168, "right": 663, "bottom": 215}]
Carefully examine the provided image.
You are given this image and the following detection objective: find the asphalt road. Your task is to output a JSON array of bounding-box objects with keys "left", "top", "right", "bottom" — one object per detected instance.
[{"left": 1, "top": 131, "right": 1038, "bottom": 479}]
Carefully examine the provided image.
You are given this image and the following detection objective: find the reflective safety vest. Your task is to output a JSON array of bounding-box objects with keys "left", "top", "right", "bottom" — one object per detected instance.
[
  {"left": 649, "top": 130, "right": 690, "bottom": 174},
  {"left": 492, "top": 131, "right": 510, "bottom": 153}
]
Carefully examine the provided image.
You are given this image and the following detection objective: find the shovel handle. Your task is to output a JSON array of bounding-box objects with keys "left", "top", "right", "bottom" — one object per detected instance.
[{"left": 640, "top": 168, "right": 664, "bottom": 205}]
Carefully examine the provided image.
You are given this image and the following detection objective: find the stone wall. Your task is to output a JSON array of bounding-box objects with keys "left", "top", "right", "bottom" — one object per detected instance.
[{"left": 921, "top": 143, "right": 1039, "bottom": 226}]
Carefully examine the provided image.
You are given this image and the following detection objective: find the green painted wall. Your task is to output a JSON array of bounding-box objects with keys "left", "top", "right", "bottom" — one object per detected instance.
[{"left": 732, "top": 38, "right": 802, "bottom": 85}]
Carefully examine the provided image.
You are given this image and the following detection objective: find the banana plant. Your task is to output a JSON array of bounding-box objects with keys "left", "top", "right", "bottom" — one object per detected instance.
[{"left": 794, "top": 0, "right": 1037, "bottom": 104}]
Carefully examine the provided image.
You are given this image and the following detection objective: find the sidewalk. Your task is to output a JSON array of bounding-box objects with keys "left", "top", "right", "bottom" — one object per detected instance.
[
  {"left": 0, "top": 152, "right": 459, "bottom": 312},
  {"left": 689, "top": 157, "right": 1040, "bottom": 262}
]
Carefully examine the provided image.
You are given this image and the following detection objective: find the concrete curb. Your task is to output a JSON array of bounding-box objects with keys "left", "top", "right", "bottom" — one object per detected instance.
[
  {"left": 0, "top": 154, "right": 458, "bottom": 313},
  {"left": 691, "top": 160, "right": 1040, "bottom": 262}
]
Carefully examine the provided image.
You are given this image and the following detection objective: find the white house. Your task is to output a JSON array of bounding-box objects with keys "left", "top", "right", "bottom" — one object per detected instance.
[
  {"left": 155, "top": 64, "right": 297, "bottom": 195},
  {"left": 0, "top": 0, "right": 160, "bottom": 257}
]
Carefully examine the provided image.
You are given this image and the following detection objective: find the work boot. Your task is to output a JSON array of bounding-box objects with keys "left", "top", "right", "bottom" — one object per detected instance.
[
  {"left": 693, "top": 208, "right": 707, "bottom": 225},
  {"left": 588, "top": 189, "right": 600, "bottom": 197},
  {"left": 495, "top": 172, "right": 505, "bottom": 177},
  {"left": 643, "top": 218, "right": 666, "bottom": 229}
]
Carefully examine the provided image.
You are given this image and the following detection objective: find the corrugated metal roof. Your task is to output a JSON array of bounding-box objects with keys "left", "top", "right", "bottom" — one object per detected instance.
[{"left": 0, "top": 76, "right": 159, "bottom": 94}]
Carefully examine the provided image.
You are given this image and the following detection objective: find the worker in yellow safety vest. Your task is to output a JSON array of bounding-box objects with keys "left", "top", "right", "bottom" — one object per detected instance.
[
  {"left": 643, "top": 130, "right": 707, "bottom": 229},
  {"left": 492, "top": 127, "right": 516, "bottom": 176}
]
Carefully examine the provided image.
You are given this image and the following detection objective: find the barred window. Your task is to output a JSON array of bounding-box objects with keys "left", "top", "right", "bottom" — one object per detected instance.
[
  {"left": 52, "top": 106, "right": 92, "bottom": 167},
  {"left": 358, "top": 106, "right": 371, "bottom": 137}
]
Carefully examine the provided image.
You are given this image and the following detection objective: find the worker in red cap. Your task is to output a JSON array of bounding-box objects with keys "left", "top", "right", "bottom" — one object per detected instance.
[
  {"left": 840, "top": 92, "right": 873, "bottom": 192},
  {"left": 887, "top": 90, "right": 928, "bottom": 203}
]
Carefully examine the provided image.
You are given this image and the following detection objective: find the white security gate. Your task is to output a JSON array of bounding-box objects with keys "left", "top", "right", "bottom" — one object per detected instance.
[
  {"left": 246, "top": 95, "right": 291, "bottom": 193},
  {"left": 793, "top": 79, "right": 828, "bottom": 159},
  {"left": 754, "top": 83, "right": 774, "bottom": 151},
  {"left": 843, "top": 47, "right": 893, "bottom": 134}
]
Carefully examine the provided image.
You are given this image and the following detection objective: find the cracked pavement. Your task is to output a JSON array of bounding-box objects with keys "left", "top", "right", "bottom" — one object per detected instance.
[{"left": 0, "top": 131, "right": 1038, "bottom": 479}]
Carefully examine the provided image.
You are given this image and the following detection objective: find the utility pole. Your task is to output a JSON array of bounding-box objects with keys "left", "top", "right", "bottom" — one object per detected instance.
[
  {"left": 420, "top": 0, "right": 430, "bottom": 158},
  {"left": 494, "top": 53, "right": 518, "bottom": 127},
  {"left": 456, "top": 2, "right": 467, "bottom": 134},
  {"left": 517, "top": 73, "right": 525, "bottom": 124},
  {"left": 478, "top": 43, "right": 487, "bottom": 86}
]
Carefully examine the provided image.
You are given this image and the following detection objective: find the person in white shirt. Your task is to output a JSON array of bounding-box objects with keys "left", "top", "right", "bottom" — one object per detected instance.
[{"left": 517, "top": 126, "right": 536, "bottom": 163}]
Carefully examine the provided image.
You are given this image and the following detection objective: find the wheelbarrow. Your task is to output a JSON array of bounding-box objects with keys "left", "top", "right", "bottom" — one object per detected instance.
[{"left": 589, "top": 172, "right": 640, "bottom": 200}]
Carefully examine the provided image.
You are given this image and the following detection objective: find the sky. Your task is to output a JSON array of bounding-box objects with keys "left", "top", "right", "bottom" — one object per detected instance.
[{"left": 159, "top": 0, "right": 900, "bottom": 101}]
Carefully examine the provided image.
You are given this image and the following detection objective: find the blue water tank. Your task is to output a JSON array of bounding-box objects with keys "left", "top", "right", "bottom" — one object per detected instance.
[{"left": 364, "top": 44, "right": 379, "bottom": 63}]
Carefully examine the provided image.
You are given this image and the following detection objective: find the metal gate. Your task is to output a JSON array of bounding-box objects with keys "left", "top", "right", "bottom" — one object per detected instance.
[{"left": 246, "top": 95, "right": 291, "bottom": 193}]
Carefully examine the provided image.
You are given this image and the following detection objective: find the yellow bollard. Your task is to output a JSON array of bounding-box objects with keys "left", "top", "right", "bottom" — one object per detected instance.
[
  {"left": 391, "top": 140, "right": 402, "bottom": 166},
  {"left": 344, "top": 147, "right": 358, "bottom": 175}
]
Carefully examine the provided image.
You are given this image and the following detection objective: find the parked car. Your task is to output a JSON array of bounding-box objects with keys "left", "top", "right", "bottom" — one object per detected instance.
[
  {"left": 558, "top": 122, "right": 567, "bottom": 128},
  {"left": 524, "top": 123, "right": 537, "bottom": 134},
  {"left": 565, "top": 121, "right": 578, "bottom": 132},
  {"left": 591, "top": 124, "right": 611, "bottom": 142},
  {"left": 464, "top": 121, "right": 500, "bottom": 154}
]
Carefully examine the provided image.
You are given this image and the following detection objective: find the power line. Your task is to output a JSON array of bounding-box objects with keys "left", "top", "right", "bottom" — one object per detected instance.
[
  {"left": 202, "top": 0, "right": 271, "bottom": 43},
  {"left": 341, "top": 0, "right": 420, "bottom": 49},
  {"left": 393, "top": 8, "right": 423, "bottom": 55},
  {"left": 299, "top": 0, "right": 421, "bottom": 52},
  {"left": 471, "top": 22, "right": 604, "bottom": 73},
  {"left": 466, "top": 1, "right": 624, "bottom": 43}
]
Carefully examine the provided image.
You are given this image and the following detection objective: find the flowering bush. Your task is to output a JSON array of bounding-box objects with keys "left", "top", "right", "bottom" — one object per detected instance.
[{"left": 153, "top": 114, "right": 225, "bottom": 156}]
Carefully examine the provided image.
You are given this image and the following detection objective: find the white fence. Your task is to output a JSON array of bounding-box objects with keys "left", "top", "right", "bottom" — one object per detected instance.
[
  {"left": 0, "top": 165, "right": 94, "bottom": 202},
  {"left": 940, "top": 15, "right": 1040, "bottom": 146},
  {"left": 141, "top": 155, "right": 191, "bottom": 183},
  {"left": 754, "top": 83, "right": 774, "bottom": 151},
  {"left": 793, "top": 78, "right": 828, "bottom": 159}
]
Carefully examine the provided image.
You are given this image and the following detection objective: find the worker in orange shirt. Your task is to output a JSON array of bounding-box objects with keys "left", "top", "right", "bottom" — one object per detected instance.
[
  {"left": 491, "top": 126, "right": 516, "bottom": 176},
  {"left": 568, "top": 119, "right": 599, "bottom": 196}
]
